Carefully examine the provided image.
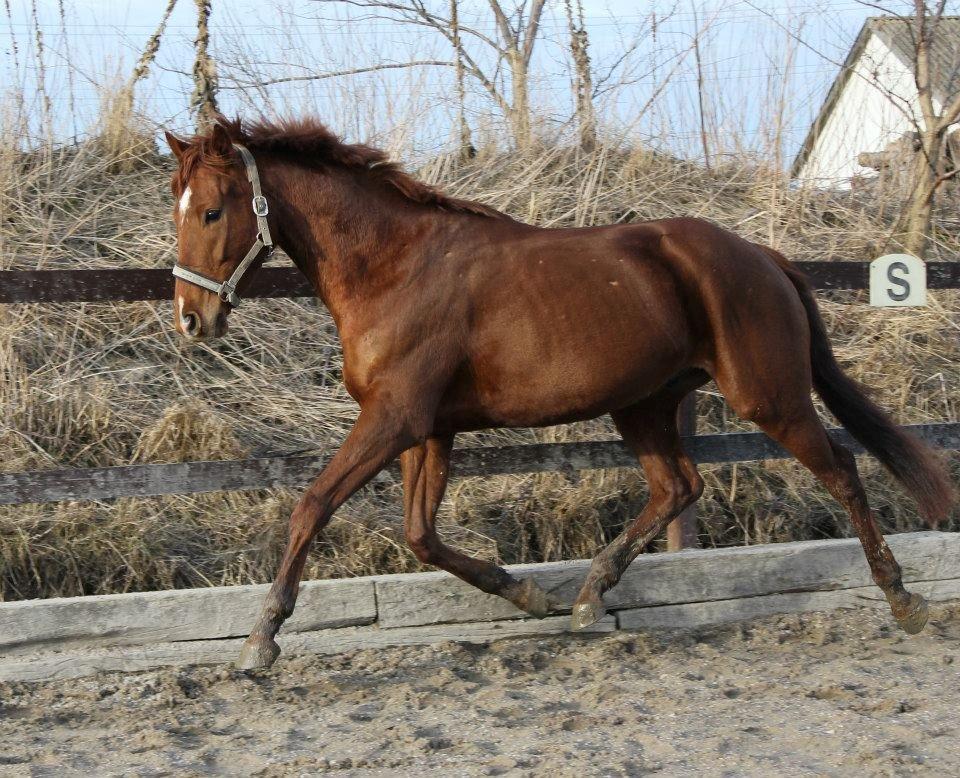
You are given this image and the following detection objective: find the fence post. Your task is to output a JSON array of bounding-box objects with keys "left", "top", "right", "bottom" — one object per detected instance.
[{"left": 667, "top": 393, "right": 700, "bottom": 551}]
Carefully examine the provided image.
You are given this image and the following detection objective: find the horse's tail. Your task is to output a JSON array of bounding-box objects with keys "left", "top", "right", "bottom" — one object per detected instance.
[{"left": 767, "top": 249, "right": 955, "bottom": 526}]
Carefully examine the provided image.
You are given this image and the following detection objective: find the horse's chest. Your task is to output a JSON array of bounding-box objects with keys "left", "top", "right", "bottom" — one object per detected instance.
[
  {"left": 339, "top": 316, "right": 417, "bottom": 401},
  {"left": 340, "top": 332, "right": 385, "bottom": 400}
]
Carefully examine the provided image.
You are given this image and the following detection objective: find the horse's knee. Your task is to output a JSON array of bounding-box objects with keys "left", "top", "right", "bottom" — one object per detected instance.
[
  {"left": 660, "top": 468, "right": 703, "bottom": 514},
  {"left": 829, "top": 440, "right": 858, "bottom": 472},
  {"left": 685, "top": 469, "right": 705, "bottom": 505},
  {"left": 406, "top": 530, "right": 439, "bottom": 564},
  {"left": 823, "top": 441, "right": 871, "bottom": 508},
  {"left": 289, "top": 491, "right": 333, "bottom": 534}
]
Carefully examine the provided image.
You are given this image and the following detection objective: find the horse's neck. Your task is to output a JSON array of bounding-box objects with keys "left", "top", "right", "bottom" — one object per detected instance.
[{"left": 268, "top": 162, "right": 438, "bottom": 318}]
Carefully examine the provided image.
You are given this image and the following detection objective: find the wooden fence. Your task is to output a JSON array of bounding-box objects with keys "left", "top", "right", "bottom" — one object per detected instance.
[
  {"left": 1, "top": 261, "right": 959, "bottom": 551},
  {"left": 2, "top": 261, "right": 960, "bottom": 303}
]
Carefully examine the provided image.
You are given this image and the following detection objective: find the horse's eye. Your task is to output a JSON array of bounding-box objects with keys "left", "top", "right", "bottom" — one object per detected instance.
[{"left": 204, "top": 209, "right": 221, "bottom": 224}]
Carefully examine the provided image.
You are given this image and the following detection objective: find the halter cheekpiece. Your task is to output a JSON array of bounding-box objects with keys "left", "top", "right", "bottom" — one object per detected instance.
[{"left": 172, "top": 143, "right": 274, "bottom": 307}]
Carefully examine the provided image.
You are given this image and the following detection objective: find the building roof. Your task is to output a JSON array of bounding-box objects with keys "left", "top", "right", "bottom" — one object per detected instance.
[
  {"left": 872, "top": 16, "right": 960, "bottom": 103},
  {"left": 790, "top": 16, "right": 960, "bottom": 178}
]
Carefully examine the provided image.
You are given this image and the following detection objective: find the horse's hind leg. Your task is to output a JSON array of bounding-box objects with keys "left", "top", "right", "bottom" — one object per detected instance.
[
  {"left": 571, "top": 394, "right": 704, "bottom": 630},
  {"left": 401, "top": 435, "right": 553, "bottom": 618},
  {"left": 735, "top": 401, "right": 928, "bottom": 634}
]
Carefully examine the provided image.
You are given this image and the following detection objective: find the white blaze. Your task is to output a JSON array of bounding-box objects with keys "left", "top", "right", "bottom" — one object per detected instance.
[
  {"left": 177, "top": 295, "right": 188, "bottom": 329},
  {"left": 178, "top": 186, "right": 192, "bottom": 222}
]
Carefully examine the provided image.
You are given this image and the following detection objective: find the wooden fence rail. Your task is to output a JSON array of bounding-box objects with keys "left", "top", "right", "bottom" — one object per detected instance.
[
  {"left": 2, "top": 531, "right": 959, "bottom": 682},
  {"left": 2, "top": 261, "right": 960, "bottom": 303},
  {"left": 2, "top": 422, "right": 957, "bottom": 506}
]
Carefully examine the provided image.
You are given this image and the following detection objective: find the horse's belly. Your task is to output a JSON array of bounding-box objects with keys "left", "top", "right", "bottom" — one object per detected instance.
[
  {"left": 439, "top": 335, "right": 686, "bottom": 431},
  {"left": 501, "top": 353, "right": 681, "bottom": 426}
]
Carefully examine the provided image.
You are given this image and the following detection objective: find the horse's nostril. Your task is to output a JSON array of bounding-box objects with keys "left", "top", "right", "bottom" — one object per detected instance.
[{"left": 182, "top": 311, "right": 201, "bottom": 337}]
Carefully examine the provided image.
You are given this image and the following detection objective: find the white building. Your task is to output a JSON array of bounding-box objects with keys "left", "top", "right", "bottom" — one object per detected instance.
[{"left": 791, "top": 17, "right": 960, "bottom": 189}]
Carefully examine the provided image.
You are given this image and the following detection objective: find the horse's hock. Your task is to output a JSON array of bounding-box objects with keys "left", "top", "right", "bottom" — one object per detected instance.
[{"left": 2, "top": 531, "right": 958, "bottom": 683}]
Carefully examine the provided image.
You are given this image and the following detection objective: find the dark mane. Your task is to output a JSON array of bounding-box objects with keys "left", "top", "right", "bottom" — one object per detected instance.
[{"left": 174, "top": 116, "right": 505, "bottom": 219}]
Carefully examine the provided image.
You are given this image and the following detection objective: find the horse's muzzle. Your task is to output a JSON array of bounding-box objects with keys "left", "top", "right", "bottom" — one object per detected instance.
[{"left": 177, "top": 307, "right": 229, "bottom": 341}]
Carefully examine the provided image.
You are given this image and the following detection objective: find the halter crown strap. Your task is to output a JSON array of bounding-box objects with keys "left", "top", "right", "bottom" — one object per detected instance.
[
  {"left": 234, "top": 143, "right": 273, "bottom": 247},
  {"left": 172, "top": 142, "right": 274, "bottom": 307}
]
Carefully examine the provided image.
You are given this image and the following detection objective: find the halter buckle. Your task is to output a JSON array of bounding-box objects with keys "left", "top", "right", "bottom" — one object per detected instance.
[
  {"left": 218, "top": 284, "right": 236, "bottom": 304},
  {"left": 252, "top": 195, "right": 269, "bottom": 217}
]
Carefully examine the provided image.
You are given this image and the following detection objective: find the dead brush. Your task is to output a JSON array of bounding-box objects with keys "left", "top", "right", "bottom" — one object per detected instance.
[
  {"left": 132, "top": 399, "right": 246, "bottom": 464},
  {"left": 0, "top": 105, "right": 956, "bottom": 601},
  {"left": 94, "top": 85, "right": 158, "bottom": 175}
]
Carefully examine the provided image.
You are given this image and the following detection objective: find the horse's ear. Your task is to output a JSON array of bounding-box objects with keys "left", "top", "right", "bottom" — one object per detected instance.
[
  {"left": 164, "top": 131, "right": 189, "bottom": 161},
  {"left": 209, "top": 122, "right": 233, "bottom": 156}
]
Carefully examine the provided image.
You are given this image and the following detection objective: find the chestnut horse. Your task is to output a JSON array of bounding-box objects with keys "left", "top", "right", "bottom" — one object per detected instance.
[{"left": 165, "top": 118, "right": 953, "bottom": 670}]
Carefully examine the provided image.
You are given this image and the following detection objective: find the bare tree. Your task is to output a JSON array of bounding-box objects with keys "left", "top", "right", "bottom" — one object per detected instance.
[
  {"left": 3, "top": 0, "right": 19, "bottom": 73},
  {"left": 191, "top": 0, "right": 220, "bottom": 131},
  {"left": 890, "top": 3, "right": 960, "bottom": 256},
  {"left": 562, "top": 0, "right": 596, "bottom": 151},
  {"left": 57, "top": 0, "right": 78, "bottom": 140},
  {"left": 315, "top": 0, "right": 547, "bottom": 148},
  {"left": 118, "top": 0, "right": 179, "bottom": 121},
  {"left": 689, "top": 1, "right": 710, "bottom": 172},
  {"left": 485, "top": 0, "right": 545, "bottom": 147},
  {"left": 771, "top": 1, "right": 959, "bottom": 256},
  {"left": 450, "top": 0, "right": 475, "bottom": 157},
  {"left": 30, "top": 0, "right": 52, "bottom": 138},
  {"left": 99, "top": 0, "right": 178, "bottom": 170}
]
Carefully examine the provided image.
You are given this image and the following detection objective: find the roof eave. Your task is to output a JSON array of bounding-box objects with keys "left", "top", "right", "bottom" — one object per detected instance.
[{"left": 789, "top": 20, "right": 876, "bottom": 179}]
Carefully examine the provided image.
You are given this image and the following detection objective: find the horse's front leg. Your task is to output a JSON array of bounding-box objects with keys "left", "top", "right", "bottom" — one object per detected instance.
[{"left": 237, "top": 404, "right": 423, "bottom": 670}]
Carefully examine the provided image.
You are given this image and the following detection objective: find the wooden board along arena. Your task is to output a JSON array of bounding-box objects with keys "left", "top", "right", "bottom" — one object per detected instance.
[{"left": 1, "top": 531, "right": 957, "bottom": 683}]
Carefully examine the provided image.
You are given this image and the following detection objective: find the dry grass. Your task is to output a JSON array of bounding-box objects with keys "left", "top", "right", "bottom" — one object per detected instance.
[{"left": 0, "top": 112, "right": 957, "bottom": 601}]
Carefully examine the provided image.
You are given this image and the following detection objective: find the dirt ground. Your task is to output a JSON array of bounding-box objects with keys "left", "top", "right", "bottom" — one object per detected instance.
[{"left": 1, "top": 602, "right": 958, "bottom": 777}]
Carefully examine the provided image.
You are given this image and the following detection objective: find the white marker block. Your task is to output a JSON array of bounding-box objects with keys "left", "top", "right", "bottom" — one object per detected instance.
[{"left": 869, "top": 253, "right": 926, "bottom": 307}]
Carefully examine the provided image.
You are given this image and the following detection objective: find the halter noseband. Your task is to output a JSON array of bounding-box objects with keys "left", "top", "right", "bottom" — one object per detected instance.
[{"left": 172, "top": 143, "right": 274, "bottom": 307}]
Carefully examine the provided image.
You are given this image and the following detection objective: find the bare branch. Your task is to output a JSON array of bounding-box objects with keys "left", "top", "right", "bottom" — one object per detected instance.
[
  {"left": 746, "top": 0, "right": 923, "bottom": 133},
  {"left": 487, "top": 0, "right": 516, "bottom": 50},
  {"left": 310, "top": 0, "right": 537, "bottom": 139},
  {"left": 218, "top": 60, "right": 455, "bottom": 90},
  {"left": 939, "top": 94, "right": 960, "bottom": 130},
  {"left": 314, "top": 0, "right": 501, "bottom": 50},
  {"left": 520, "top": 0, "right": 546, "bottom": 65}
]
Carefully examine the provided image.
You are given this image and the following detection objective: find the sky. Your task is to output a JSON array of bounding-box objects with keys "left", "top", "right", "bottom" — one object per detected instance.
[{"left": 0, "top": 0, "right": 945, "bottom": 166}]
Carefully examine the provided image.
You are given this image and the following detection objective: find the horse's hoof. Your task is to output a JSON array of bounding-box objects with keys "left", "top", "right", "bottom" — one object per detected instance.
[
  {"left": 895, "top": 593, "right": 929, "bottom": 635},
  {"left": 236, "top": 636, "right": 280, "bottom": 671},
  {"left": 510, "top": 578, "right": 553, "bottom": 619},
  {"left": 570, "top": 600, "right": 606, "bottom": 631}
]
